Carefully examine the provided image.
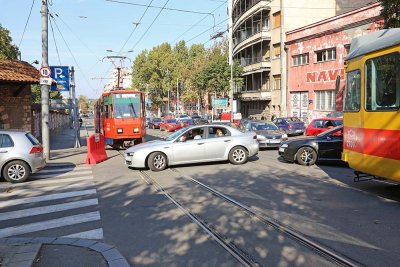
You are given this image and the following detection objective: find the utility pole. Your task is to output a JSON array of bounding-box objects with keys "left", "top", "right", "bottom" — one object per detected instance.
[
  {"left": 176, "top": 79, "right": 179, "bottom": 114},
  {"left": 228, "top": 0, "right": 234, "bottom": 122},
  {"left": 70, "top": 67, "right": 81, "bottom": 148},
  {"left": 41, "top": 0, "right": 50, "bottom": 160}
]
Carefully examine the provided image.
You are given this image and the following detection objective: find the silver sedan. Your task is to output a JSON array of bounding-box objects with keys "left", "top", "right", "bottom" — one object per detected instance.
[{"left": 125, "top": 125, "right": 259, "bottom": 171}]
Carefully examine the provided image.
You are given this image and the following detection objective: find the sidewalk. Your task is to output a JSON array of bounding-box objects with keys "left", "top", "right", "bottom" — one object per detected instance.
[{"left": 0, "top": 125, "right": 130, "bottom": 267}]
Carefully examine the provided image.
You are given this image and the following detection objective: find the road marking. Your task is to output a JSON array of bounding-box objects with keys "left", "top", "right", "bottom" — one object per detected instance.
[
  {"left": 62, "top": 228, "right": 104, "bottom": 239},
  {"left": 2, "top": 176, "right": 94, "bottom": 188},
  {"left": 31, "top": 170, "right": 92, "bottom": 179},
  {"left": 0, "top": 211, "right": 101, "bottom": 238},
  {"left": 0, "top": 189, "right": 97, "bottom": 209},
  {"left": 0, "top": 199, "right": 98, "bottom": 221},
  {"left": 0, "top": 181, "right": 95, "bottom": 197},
  {"left": 37, "top": 166, "right": 91, "bottom": 174}
]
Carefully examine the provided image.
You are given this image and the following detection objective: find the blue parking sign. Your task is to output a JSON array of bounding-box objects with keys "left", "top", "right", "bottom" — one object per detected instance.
[{"left": 50, "top": 66, "right": 70, "bottom": 92}]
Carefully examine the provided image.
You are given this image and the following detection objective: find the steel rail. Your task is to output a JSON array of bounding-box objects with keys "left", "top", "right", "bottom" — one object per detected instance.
[{"left": 170, "top": 168, "right": 361, "bottom": 267}]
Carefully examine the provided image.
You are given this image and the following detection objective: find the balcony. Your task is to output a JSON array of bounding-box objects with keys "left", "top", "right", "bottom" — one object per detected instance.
[
  {"left": 233, "top": 30, "right": 271, "bottom": 56},
  {"left": 233, "top": 0, "right": 271, "bottom": 29},
  {"left": 237, "top": 91, "right": 272, "bottom": 101}
]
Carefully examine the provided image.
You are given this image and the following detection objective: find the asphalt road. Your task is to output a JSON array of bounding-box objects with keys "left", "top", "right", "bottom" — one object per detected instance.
[{"left": 93, "top": 127, "right": 400, "bottom": 267}]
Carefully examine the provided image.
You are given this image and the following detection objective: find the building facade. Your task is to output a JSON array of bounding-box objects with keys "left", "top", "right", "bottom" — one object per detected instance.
[
  {"left": 285, "top": 2, "right": 383, "bottom": 123},
  {"left": 230, "top": 0, "right": 337, "bottom": 119}
]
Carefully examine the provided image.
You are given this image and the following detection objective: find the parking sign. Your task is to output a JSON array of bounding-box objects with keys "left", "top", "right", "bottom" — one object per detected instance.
[{"left": 50, "top": 66, "right": 70, "bottom": 92}]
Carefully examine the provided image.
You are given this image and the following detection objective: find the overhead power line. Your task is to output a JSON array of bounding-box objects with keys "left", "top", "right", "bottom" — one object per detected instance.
[
  {"left": 18, "top": 0, "right": 36, "bottom": 49},
  {"left": 48, "top": 14, "right": 62, "bottom": 65},
  {"left": 186, "top": 19, "right": 228, "bottom": 43}
]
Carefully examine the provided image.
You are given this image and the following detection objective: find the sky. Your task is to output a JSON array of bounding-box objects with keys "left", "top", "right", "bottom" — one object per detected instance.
[{"left": 0, "top": 0, "right": 228, "bottom": 99}]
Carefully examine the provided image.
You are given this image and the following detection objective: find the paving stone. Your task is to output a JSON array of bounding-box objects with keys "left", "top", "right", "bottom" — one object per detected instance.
[
  {"left": 10, "top": 251, "right": 38, "bottom": 262},
  {"left": 7, "top": 260, "right": 32, "bottom": 267},
  {"left": 89, "top": 242, "right": 114, "bottom": 253},
  {"left": 108, "top": 258, "right": 131, "bottom": 267},
  {"left": 52, "top": 237, "right": 79, "bottom": 245},
  {"left": 6, "top": 237, "right": 33, "bottom": 244},
  {"left": 103, "top": 248, "right": 124, "bottom": 261},
  {"left": 31, "top": 237, "right": 56, "bottom": 244},
  {"left": 72, "top": 239, "right": 98, "bottom": 248},
  {"left": 17, "top": 243, "right": 41, "bottom": 253}
]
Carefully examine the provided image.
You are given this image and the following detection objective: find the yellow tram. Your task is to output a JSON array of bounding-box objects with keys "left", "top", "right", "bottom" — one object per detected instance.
[{"left": 342, "top": 29, "right": 400, "bottom": 182}]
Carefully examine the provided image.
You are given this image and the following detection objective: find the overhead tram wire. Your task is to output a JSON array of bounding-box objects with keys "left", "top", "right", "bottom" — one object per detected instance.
[
  {"left": 48, "top": 14, "right": 62, "bottom": 65},
  {"left": 172, "top": 1, "right": 226, "bottom": 44},
  {"left": 18, "top": 0, "right": 36, "bottom": 50},
  {"left": 186, "top": 18, "right": 227, "bottom": 44},
  {"left": 49, "top": 15, "right": 96, "bottom": 93}
]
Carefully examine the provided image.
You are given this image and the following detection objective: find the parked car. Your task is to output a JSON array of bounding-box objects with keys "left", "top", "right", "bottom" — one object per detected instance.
[
  {"left": 279, "top": 126, "right": 343, "bottom": 166},
  {"left": 273, "top": 117, "right": 306, "bottom": 135},
  {"left": 305, "top": 117, "right": 343, "bottom": 136},
  {"left": 148, "top": 117, "right": 162, "bottom": 129},
  {"left": 160, "top": 118, "right": 182, "bottom": 132},
  {"left": 177, "top": 118, "right": 194, "bottom": 127},
  {"left": 125, "top": 125, "right": 259, "bottom": 171},
  {"left": 146, "top": 117, "right": 151, "bottom": 127},
  {"left": 243, "top": 121, "right": 288, "bottom": 148},
  {"left": 176, "top": 114, "right": 191, "bottom": 120},
  {"left": 0, "top": 130, "right": 46, "bottom": 183}
]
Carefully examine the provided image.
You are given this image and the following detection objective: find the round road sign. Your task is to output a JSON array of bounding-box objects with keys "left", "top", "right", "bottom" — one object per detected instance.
[{"left": 39, "top": 67, "right": 51, "bottom": 77}]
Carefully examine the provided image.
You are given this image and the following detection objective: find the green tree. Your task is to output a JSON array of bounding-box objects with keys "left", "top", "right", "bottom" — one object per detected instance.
[
  {"left": 78, "top": 95, "right": 89, "bottom": 114},
  {"left": 0, "top": 24, "right": 20, "bottom": 60},
  {"left": 379, "top": 0, "right": 400, "bottom": 28},
  {"left": 31, "top": 85, "right": 62, "bottom": 104}
]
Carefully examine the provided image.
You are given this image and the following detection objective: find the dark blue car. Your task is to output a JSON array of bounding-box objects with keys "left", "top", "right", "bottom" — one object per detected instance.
[{"left": 273, "top": 117, "right": 306, "bottom": 136}]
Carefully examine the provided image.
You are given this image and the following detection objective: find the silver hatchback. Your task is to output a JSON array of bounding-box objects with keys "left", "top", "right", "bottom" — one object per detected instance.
[{"left": 0, "top": 130, "right": 46, "bottom": 183}]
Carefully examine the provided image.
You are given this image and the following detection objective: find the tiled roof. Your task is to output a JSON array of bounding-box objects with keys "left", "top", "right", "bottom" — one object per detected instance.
[{"left": 0, "top": 59, "right": 40, "bottom": 84}]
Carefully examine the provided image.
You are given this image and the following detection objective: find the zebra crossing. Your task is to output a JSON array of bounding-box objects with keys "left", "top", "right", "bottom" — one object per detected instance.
[{"left": 0, "top": 163, "right": 103, "bottom": 240}]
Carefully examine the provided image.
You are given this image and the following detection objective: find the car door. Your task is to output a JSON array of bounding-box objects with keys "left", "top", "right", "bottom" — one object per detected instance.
[
  {"left": 171, "top": 127, "right": 206, "bottom": 164},
  {"left": 204, "top": 126, "right": 231, "bottom": 160},
  {"left": 0, "top": 134, "right": 13, "bottom": 166},
  {"left": 318, "top": 129, "right": 343, "bottom": 160}
]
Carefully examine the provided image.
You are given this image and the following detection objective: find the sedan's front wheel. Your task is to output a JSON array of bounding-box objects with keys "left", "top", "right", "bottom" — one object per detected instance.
[
  {"left": 2, "top": 160, "right": 30, "bottom": 183},
  {"left": 296, "top": 147, "right": 317, "bottom": 166},
  {"left": 148, "top": 152, "right": 167, "bottom": 171},
  {"left": 229, "top": 146, "right": 248, "bottom": 165}
]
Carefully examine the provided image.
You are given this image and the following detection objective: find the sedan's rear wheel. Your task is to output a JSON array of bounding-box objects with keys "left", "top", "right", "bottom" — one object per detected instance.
[
  {"left": 296, "top": 147, "right": 317, "bottom": 166},
  {"left": 229, "top": 146, "right": 248, "bottom": 165},
  {"left": 2, "top": 160, "right": 30, "bottom": 183},
  {"left": 148, "top": 152, "right": 167, "bottom": 171}
]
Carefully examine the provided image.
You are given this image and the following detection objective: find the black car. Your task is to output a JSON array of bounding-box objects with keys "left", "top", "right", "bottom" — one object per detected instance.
[{"left": 279, "top": 126, "right": 343, "bottom": 166}]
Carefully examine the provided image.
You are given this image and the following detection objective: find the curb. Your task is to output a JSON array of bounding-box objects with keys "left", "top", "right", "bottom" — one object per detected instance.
[{"left": 0, "top": 237, "right": 130, "bottom": 267}]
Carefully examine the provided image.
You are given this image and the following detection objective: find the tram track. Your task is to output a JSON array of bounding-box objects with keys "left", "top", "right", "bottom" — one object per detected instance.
[{"left": 117, "top": 150, "right": 360, "bottom": 267}]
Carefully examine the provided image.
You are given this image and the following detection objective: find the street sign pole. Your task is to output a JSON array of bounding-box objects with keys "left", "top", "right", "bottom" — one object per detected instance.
[
  {"left": 41, "top": 0, "right": 50, "bottom": 160},
  {"left": 70, "top": 67, "right": 81, "bottom": 148}
]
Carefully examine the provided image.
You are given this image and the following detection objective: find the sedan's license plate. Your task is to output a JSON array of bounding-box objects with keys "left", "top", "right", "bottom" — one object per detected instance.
[
  {"left": 296, "top": 129, "right": 302, "bottom": 132},
  {"left": 269, "top": 139, "right": 281, "bottom": 143}
]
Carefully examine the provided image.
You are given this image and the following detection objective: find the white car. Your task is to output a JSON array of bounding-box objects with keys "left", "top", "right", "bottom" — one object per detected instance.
[{"left": 125, "top": 125, "right": 259, "bottom": 171}]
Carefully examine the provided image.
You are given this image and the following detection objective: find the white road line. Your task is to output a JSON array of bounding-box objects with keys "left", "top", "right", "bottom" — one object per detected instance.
[
  {"left": 0, "top": 181, "right": 95, "bottom": 198},
  {"left": 0, "top": 199, "right": 98, "bottom": 221},
  {"left": 37, "top": 167, "right": 91, "bottom": 174},
  {"left": 0, "top": 211, "right": 101, "bottom": 238},
  {"left": 45, "top": 163, "right": 86, "bottom": 168},
  {"left": 1, "top": 176, "right": 94, "bottom": 189},
  {"left": 31, "top": 170, "right": 92, "bottom": 179},
  {"left": 0, "top": 189, "right": 97, "bottom": 209},
  {"left": 62, "top": 228, "right": 104, "bottom": 239}
]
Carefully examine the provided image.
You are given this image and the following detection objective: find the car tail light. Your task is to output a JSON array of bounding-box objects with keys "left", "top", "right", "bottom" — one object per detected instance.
[
  {"left": 30, "top": 146, "right": 43, "bottom": 154},
  {"left": 288, "top": 124, "right": 292, "bottom": 129}
]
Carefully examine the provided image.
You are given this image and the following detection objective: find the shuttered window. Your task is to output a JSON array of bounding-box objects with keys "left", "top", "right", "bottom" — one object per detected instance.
[
  {"left": 273, "top": 11, "right": 281, "bottom": 28},
  {"left": 273, "top": 43, "right": 280, "bottom": 58},
  {"left": 315, "top": 90, "right": 335, "bottom": 111}
]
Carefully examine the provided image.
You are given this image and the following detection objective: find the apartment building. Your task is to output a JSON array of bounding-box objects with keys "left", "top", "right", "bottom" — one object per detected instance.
[{"left": 229, "top": 0, "right": 374, "bottom": 119}]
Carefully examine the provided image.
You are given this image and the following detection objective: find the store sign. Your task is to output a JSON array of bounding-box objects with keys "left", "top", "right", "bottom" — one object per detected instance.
[{"left": 306, "top": 68, "right": 344, "bottom": 83}]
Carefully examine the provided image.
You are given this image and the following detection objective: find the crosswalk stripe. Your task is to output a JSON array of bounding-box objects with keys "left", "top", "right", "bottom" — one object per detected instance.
[
  {"left": 0, "top": 211, "right": 101, "bottom": 238},
  {"left": 45, "top": 163, "right": 86, "bottom": 168},
  {"left": 2, "top": 176, "right": 94, "bottom": 188},
  {"left": 62, "top": 228, "right": 103, "bottom": 239},
  {"left": 0, "top": 181, "right": 95, "bottom": 198},
  {"left": 0, "top": 189, "right": 97, "bottom": 209},
  {"left": 37, "top": 167, "right": 91, "bottom": 174},
  {"left": 32, "top": 170, "right": 92, "bottom": 179},
  {"left": 0, "top": 199, "right": 98, "bottom": 221}
]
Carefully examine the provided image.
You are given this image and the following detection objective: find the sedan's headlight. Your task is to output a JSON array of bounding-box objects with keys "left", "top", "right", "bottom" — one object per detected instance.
[
  {"left": 126, "top": 152, "right": 134, "bottom": 156},
  {"left": 281, "top": 134, "right": 288, "bottom": 139},
  {"left": 280, "top": 144, "right": 288, "bottom": 148},
  {"left": 257, "top": 135, "right": 266, "bottom": 140}
]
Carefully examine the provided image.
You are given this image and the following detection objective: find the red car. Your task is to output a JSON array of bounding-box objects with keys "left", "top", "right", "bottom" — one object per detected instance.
[
  {"left": 160, "top": 118, "right": 182, "bottom": 132},
  {"left": 305, "top": 118, "right": 343, "bottom": 136}
]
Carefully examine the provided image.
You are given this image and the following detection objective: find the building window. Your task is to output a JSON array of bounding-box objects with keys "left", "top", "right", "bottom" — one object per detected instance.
[
  {"left": 292, "top": 53, "right": 309, "bottom": 66},
  {"left": 344, "top": 44, "right": 350, "bottom": 56},
  {"left": 273, "top": 75, "right": 281, "bottom": 90},
  {"left": 315, "top": 90, "right": 335, "bottom": 111},
  {"left": 273, "top": 43, "right": 281, "bottom": 58},
  {"left": 273, "top": 11, "right": 281, "bottom": 28},
  {"left": 315, "top": 48, "right": 336, "bottom": 63}
]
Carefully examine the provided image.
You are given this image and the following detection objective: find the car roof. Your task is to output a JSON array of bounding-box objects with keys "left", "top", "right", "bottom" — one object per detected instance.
[
  {"left": 0, "top": 130, "right": 29, "bottom": 134},
  {"left": 312, "top": 117, "right": 343, "bottom": 121}
]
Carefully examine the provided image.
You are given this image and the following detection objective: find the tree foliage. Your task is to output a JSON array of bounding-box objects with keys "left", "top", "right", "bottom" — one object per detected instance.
[
  {"left": 0, "top": 24, "right": 20, "bottom": 60},
  {"left": 131, "top": 39, "right": 243, "bottom": 111},
  {"left": 31, "top": 85, "right": 63, "bottom": 104},
  {"left": 379, "top": 0, "right": 400, "bottom": 28}
]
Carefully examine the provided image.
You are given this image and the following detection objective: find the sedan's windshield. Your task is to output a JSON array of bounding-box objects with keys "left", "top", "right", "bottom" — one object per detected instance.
[
  {"left": 167, "top": 119, "right": 177, "bottom": 123},
  {"left": 152, "top": 118, "right": 161, "bottom": 122},
  {"left": 165, "top": 128, "right": 186, "bottom": 141},
  {"left": 251, "top": 123, "right": 278, "bottom": 131}
]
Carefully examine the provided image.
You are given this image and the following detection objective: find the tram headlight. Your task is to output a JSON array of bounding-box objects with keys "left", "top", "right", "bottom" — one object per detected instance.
[
  {"left": 117, "top": 128, "right": 123, "bottom": 134},
  {"left": 133, "top": 127, "right": 139, "bottom": 133}
]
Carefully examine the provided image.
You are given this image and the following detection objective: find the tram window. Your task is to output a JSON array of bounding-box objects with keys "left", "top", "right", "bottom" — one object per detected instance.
[
  {"left": 104, "top": 105, "right": 109, "bottom": 118},
  {"left": 365, "top": 52, "right": 400, "bottom": 111},
  {"left": 344, "top": 70, "right": 361, "bottom": 112}
]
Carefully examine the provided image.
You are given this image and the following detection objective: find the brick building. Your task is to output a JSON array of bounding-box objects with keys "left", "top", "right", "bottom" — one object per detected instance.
[
  {"left": 0, "top": 59, "right": 39, "bottom": 132},
  {"left": 285, "top": 2, "right": 383, "bottom": 123}
]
